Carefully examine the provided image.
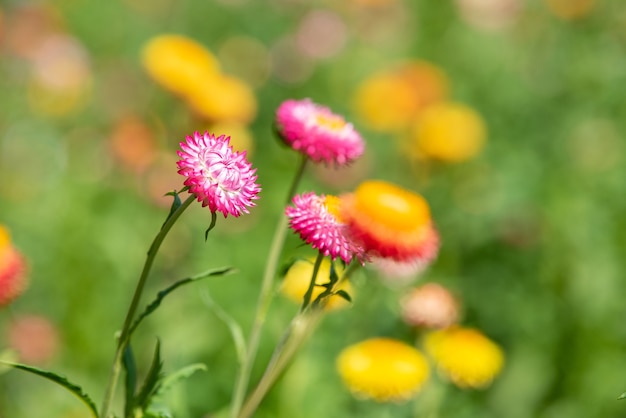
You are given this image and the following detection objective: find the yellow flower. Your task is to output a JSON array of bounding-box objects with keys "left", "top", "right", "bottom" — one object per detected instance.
[
  {"left": 280, "top": 258, "right": 352, "bottom": 311},
  {"left": 337, "top": 338, "right": 430, "bottom": 402},
  {"left": 546, "top": 0, "right": 595, "bottom": 20},
  {"left": 411, "top": 102, "right": 486, "bottom": 163},
  {"left": 424, "top": 327, "right": 504, "bottom": 388},
  {"left": 186, "top": 74, "right": 257, "bottom": 124},
  {"left": 141, "top": 34, "right": 220, "bottom": 97},
  {"left": 204, "top": 122, "right": 255, "bottom": 157},
  {"left": 353, "top": 61, "right": 449, "bottom": 132}
]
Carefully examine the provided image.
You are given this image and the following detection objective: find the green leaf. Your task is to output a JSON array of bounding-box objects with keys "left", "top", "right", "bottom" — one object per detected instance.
[
  {"left": 128, "top": 266, "right": 235, "bottom": 338},
  {"left": 122, "top": 345, "right": 137, "bottom": 418},
  {"left": 333, "top": 289, "right": 352, "bottom": 303},
  {"left": 162, "top": 190, "right": 183, "bottom": 227},
  {"left": 618, "top": 392, "right": 626, "bottom": 400},
  {"left": 201, "top": 289, "right": 246, "bottom": 363},
  {"left": 0, "top": 350, "right": 18, "bottom": 375},
  {"left": 0, "top": 361, "right": 98, "bottom": 417},
  {"left": 144, "top": 364, "right": 206, "bottom": 418},
  {"left": 135, "top": 340, "right": 164, "bottom": 411},
  {"left": 204, "top": 211, "right": 218, "bottom": 241},
  {"left": 155, "top": 363, "right": 207, "bottom": 398}
]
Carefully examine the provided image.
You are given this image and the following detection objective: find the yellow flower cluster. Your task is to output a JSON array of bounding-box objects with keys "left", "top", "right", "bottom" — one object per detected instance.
[
  {"left": 142, "top": 34, "right": 257, "bottom": 124},
  {"left": 336, "top": 327, "right": 504, "bottom": 402},
  {"left": 352, "top": 60, "right": 487, "bottom": 163}
]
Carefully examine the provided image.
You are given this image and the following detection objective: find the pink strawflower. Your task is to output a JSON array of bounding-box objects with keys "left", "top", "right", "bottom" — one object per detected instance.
[
  {"left": 401, "top": 283, "right": 459, "bottom": 329},
  {"left": 286, "top": 192, "right": 364, "bottom": 264},
  {"left": 370, "top": 256, "right": 432, "bottom": 285},
  {"left": 177, "top": 132, "right": 261, "bottom": 217},
  {"left": 275, "top": 98, "right": 365, "bottom": 165},
  {"left": 7, "top": 314, "right": 60, "bottom": 365}
]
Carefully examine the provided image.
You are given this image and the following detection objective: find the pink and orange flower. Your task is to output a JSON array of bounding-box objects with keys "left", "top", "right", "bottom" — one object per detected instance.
[
  {"left": 340, "top": 180, "right": 439, "bottom": 277},
  {"left": 286, "top": 192, "right": 364, "bottom": 264}
]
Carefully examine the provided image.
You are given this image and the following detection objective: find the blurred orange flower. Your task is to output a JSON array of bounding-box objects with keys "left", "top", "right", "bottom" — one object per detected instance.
[
  {"left": 0, "top": 226, "right": 28, "bottom": 307},
  {"left": 353, "top": 61, "right": 449, "bottom": 132}
]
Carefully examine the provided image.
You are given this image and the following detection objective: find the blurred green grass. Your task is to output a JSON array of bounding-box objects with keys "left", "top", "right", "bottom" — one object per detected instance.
[{"left": 1, "top": 0, "right": 626, "bottom": 417}]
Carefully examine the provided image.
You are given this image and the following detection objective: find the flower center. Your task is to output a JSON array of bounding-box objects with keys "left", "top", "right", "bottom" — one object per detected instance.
[
  {"left": 203, "top": 150, "right": 243, "bottom": 192},
  {"left": 354, "top": 181, "right": 430, "bottom": 231},
  {"left": 323, "top": 195, "right": 343, "bottom": 222},
  {"left": 315, "top": 113, "right": 346, "bottom": 131}
]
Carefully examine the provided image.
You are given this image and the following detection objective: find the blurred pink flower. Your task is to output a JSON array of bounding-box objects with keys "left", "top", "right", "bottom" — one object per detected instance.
[
  {"left": 370, "top": 256, "right": 432, "bottom": 284},
  {"left": 401, "top": 283, "right": 459, "bottom": 329},
  {"left": 7, "top": 314, "right": 59, "bottom": 365},
  {"left": 286, "top": 193, "right": 364, "bottom": 264},
  {"left": 177, "top": 132, "right": 261, "bottom": 217},
  {"left": 275, "top": 99, "right": 364, "bottom": 165}
]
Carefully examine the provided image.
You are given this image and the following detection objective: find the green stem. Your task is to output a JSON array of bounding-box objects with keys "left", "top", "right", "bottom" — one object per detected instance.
[
  {"left": 237, "top": 258, "right": 359, "bottom": 418},
  {"left": 300, "top": 252, "right": 324, "bottom": 312},
  {"left": 237, "top": 310, "right": 322, "bottom": 418},
  {"left": 230, "top": 155, "right": 308, "bottom": 418},
  {"left": 100, "top": 195, "right": 195, "bottom": 418}
]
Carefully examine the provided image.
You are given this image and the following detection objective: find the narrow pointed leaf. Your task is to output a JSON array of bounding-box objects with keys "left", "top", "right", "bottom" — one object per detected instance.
[
  {"left": 162, "top": 190, "right": 183, "bottom": 227},
  {"left": 122, "top": 344, "right": 137, "bottom": 418},
  {"left": 1, "top": 361, "right": 98, "bottom": 417},
  {"left": 618, "top": 392, "right": 626, "bottom": 400},
  {"left": 155, "top": 363, "right": 207, "bottom": 398},
  {"left": 135, "top": 340, "right": 164, "bottom": 411},
  {"left": 204, "top": 211, "right": 218, "bottom": 241},
  {"left": 201, "top": 290, "right": 246, "bottom": 363},
  {"left": 128, "top": 267, "right": 235, "bottom": 338},
  {"left": 333, "top": 289, "right": 352, "bottom": 303}
]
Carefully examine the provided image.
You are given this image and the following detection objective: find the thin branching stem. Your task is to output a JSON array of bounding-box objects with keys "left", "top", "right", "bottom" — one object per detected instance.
[{"left": 100, "top": 195, "right": 195, "bottom": 418}]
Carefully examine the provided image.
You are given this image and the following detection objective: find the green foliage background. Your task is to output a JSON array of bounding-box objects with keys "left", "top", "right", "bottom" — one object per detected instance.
[{"left": 1, "top": 0, "right": 626, "bottom": 417}]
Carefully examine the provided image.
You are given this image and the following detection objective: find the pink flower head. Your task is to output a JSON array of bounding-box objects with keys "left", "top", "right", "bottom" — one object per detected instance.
[
  {"left": 401, "top": 283, "right": 459, "bottom": 329},
  {"left": 177, "top": 132, "right": 261, "bottom": 217},
  {"left": 286, "top": 192, "right": 364, "bottom": 264},
  {"left": 276, "top": 98, "right": 365, "bottom": 165}
]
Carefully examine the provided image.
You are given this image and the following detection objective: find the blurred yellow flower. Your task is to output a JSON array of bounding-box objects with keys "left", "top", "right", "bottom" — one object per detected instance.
[
  {"left": 141, "top": 34, "right": 258, "bottom": 124},
  {"left": 205, "top": 122, "right": 255, "bottom": 157},
  {"left": 424, "top": 327, "right": 504, "bottom": 388},
  {"left": 546, "top": 0, "right": 595, "bottom": 20},
  {"left": 337, "top": 338, "right": 430, "bottom": 402},
  {"left": 141, "top": 34, "right": 220, "bottom": 97},
  {"left": 280, "top": 258, "right": 352, "bottom": 311},
  {"left": 411, "top": 102, "right": 486, "bottom": 163},
  {"left": 186, "top": 74, "right": 257, "bottom": 124},
  {"left": 353, "top": 61, "right": 449, "bottom": 132}
]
